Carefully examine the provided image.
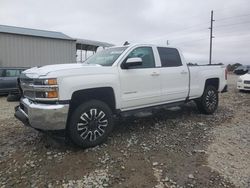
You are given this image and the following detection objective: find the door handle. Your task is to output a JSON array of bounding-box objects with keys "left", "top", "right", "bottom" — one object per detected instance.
[
  {"left": 181, "top": 70, "right": 188, "bottom": 74},
  {"left": 151, "top": 72, "right": 160, "bottom": 76}
]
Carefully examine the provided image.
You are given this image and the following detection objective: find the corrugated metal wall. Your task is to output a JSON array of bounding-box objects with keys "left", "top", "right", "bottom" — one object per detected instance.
[{"left": 0, "top": 33, "right": 76, "bottom": 67}]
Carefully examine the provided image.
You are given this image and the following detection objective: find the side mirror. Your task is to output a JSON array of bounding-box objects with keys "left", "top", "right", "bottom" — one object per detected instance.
[{"left": 123, "top": 57, "right": 142, "bottom": 69}]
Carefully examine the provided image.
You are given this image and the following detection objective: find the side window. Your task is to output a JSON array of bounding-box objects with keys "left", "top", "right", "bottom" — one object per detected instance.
[
  {"left": 5, "top": 69, "right": 18, "bottom": 77},
  {"left": 157, "top": 47, "right": 182, "bottom": 67},
  {"left": 0, "top": 70, "right": 3, "bottom": 77},
  {"left": 16, "top": 70, "right": 23, "bottom": 76},
  {"left": 125, "top": 47, "right": 155, "bottom": 68}
]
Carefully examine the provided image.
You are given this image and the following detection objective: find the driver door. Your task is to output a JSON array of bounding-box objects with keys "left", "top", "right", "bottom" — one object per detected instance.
[{"left": 118, "top": 46, "right": 161, "bottom": 110}]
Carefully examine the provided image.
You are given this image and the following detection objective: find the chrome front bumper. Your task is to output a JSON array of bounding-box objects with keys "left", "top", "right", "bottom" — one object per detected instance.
[{"left": 15, "top": 98, "right": 69, "bottom": 130}]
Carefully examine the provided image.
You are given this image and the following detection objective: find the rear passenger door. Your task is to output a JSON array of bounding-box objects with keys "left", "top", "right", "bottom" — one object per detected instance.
[{"left": 157, "top": 47, "right": 189, "bottom": 102}]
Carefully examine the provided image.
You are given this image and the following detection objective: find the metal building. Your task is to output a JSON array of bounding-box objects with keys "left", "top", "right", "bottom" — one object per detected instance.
[
  {"left": 0, "top": 25, "right": 76, "bottom": 67},
  {"left": 76, "top": 38, "right": 114, "bottom": 62},
  {"left": 0, "top": 25, "right": 114, "bottom": 68}
]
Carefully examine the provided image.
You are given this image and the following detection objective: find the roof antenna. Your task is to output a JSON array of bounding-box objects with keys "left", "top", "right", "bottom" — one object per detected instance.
[{"left": 123, "top": 41, "right": 130, "bottom": 46}]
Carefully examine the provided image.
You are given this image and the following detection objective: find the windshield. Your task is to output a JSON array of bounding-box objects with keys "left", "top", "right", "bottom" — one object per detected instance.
[{"left": 84, "top": 47, "right": 128, "bottom": 66}]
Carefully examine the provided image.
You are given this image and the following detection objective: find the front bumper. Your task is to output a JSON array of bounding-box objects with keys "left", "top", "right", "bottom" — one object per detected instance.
[
  {"left": 15, "top": 98, "right": 69, "bottom": 130},
  {"left": 237, "top": 81, "right": 250, "bottom": 91}
]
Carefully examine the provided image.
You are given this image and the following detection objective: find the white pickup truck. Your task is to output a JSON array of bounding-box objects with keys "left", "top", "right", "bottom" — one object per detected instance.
[{"left": 15, "top": 44, "right": 228, "bottom": 148}]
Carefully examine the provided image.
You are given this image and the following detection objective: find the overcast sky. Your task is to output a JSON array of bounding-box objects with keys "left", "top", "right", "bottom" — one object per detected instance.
[{"left": 1, "top": 0, "right": 250, "bottom": 65}]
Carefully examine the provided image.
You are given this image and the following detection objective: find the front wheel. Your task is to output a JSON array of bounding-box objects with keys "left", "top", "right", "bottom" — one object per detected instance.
[
  {"left": 68, "top": 100, "right": 114, "bottom": 148},
  {"left": 195, "top": 86, "right": 218, "bottom": 115}
]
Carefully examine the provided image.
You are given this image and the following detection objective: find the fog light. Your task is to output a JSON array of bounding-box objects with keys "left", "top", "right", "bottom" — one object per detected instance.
[{"left": 46, "top": 91, "right": 58, "bottom": 98}]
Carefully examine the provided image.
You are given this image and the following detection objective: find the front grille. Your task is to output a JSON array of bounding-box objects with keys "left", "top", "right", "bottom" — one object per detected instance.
[
  {"left": 23, "top": 90, "right": 36, "bottom": 99},
  {"left": 20, "top": 78, "right": 34, "bottom": 83},
  {"left": 20, "top": 77, "right": 35, "bottom": 100},
  {"left": 244, "top": 86, "right": 250, "bottom": 89},
  {"left": 244, "top": 80, "right": 250, "bottom": 84}
]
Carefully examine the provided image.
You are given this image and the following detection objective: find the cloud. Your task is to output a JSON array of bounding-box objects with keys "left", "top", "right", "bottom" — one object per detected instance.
[{"left": 0, "top": 0, "right": 249, "bottom": 64}]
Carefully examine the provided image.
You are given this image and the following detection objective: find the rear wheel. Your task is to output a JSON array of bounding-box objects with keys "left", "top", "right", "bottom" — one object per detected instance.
[
  {"left": 195, "top": 86, "right": 218, "bottom": 114},
  {"left": 68, "top": 100, "right": 114, "bottom": 148}
]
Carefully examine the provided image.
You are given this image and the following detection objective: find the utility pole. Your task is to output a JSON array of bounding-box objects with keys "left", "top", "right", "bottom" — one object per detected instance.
[{"left": 209, "top": 10, "right": 215, "bottom": 64}]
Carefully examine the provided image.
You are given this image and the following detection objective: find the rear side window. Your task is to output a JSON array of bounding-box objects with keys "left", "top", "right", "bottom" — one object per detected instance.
[
  {"left": 0, "top": 70, "right": 3, "bottom": 77},
  {"left": 157, "top": 47, "right": 182, "bottom": 67},
  {"left": 5, "top": 69, "right": 18, "bottom": 77},
  {"left": 17, "top": 69, "right": 24, "bottom": 76}
]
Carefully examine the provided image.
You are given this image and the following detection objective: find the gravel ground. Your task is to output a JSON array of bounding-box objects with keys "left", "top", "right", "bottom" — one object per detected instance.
[{"left": 0, "top": 74, "right": 249, "bottom": 188}]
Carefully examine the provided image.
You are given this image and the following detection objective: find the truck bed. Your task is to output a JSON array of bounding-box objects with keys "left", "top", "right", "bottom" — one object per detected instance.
[{"left": 188, "top": 65, "right": 226, "bottom": 99}]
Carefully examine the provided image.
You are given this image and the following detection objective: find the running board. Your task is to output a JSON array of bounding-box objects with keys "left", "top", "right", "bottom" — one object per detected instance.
[{"left": 118, "top": 101, "right": 185, "bottom": 118}]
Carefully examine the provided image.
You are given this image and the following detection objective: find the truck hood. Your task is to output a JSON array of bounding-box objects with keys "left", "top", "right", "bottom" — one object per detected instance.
[{"left": 23, "top": 63, "right": 103, "bottom": 78}]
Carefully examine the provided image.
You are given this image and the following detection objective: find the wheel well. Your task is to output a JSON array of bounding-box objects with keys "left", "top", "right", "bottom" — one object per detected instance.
[
  {"left": 205, "top": 78, "right": 219, "bottom": 91},
  {"left": 68, "top": 87, "right": 116, "bottom": 116},
  {"left": 66, "top": 87, "right": 116, "bottom": 130}
]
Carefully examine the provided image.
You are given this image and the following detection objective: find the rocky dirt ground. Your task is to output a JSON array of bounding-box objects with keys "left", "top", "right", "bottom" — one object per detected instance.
[{"left": 0, "top": 74, "right": 249, "bottom": 188}]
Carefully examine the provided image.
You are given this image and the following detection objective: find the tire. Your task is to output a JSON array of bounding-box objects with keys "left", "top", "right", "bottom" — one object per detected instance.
[
  {"left": 195, "top": 86, "right": 218, "bottom": 115},
  {"left": 68, "top": 100, "right": 114, "bottom": 148},
  {"left": 7, "top": 93, "right": 21, "bottom": 102}
]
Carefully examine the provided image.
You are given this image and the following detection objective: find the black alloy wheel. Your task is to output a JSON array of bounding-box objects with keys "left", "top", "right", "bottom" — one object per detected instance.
[
  {"left": 68, "top": 100, "right": 114, "bottom": 148},
  {"left": 195, "top": 86, "right": 218, "bottom": 114}
]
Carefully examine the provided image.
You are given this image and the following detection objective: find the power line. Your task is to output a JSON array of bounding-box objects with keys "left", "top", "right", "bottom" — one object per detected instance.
[
  {"left": 173, "top": 32, "right": 250, "bottom": 46},
  {"left": 168, "top": 33, "right": 209, "bottom": 43},
  {"left": 144, "top": 10, "right": 250, "bottom": 45},
  {"left": 146, "top": 27, "right": 208, "bottom": 42},
  {"left": 215, "top": 33, "right": 250, "bottom": 40},
  {"left": 174, "top": 32, "right": 250, "bottom": 46},
  {"left": 213, "top": 38, "right": 250, "bottom": 43},
  {"left": 215, "top": 20, "right": 250, "bottom": 28},
  {"left": 173, "top": 38, "right": 208, "bottom": 45},
  {"left": 216, "top": 13, "right": 250, "bottom": 21},
  {"left": 213, "top": 4, "right": 250, "bottom": 14},
  {"left": 160, "top": 32, "right": 209, "bottom": 44},
  {"left": 214, "top": 28, "right": 250, "bottom": 42},
  {"left": 168, "top": 22, "right": 250, "bottom": 45},
  {"left": 215, "top": 24, "right": 250, "bottom": 32},
  {"left": 148, "top": 18, "right": 250, "bottom": 43}
]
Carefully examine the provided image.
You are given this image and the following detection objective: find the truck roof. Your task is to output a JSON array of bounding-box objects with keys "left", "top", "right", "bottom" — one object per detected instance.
[{"left": 110, "top": 43, "right": 177, "bottom": 49}]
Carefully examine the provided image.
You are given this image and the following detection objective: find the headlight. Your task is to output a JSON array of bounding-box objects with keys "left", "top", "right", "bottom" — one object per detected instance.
[
  {"left": 21, "top": 78, "right": 59, "bottom": 101},
  {"left": 238, "top": 77, "right": 243, "bottom": 82},
  {"left": 34, "top": 78, "right": 57, "bottom": 85},
  {"left": 34, "top": 78, "right": 58, "bottom": 100}
]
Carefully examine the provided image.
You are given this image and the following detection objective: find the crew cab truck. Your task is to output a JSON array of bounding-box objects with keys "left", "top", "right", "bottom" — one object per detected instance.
[{"left": 15, "top": 44, "right": 228, "bottom": 148}]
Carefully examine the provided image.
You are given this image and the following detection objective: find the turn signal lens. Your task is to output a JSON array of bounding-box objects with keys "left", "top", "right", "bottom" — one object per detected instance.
[
  {"left": 47, "top": 79, "right": 57, "bottom": 85},
  {"left": 44, "top": 79, "right": 57, "bottom": 85},
  {"left": 47, "top": 91, "right": 58, "bottom": 98}
]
